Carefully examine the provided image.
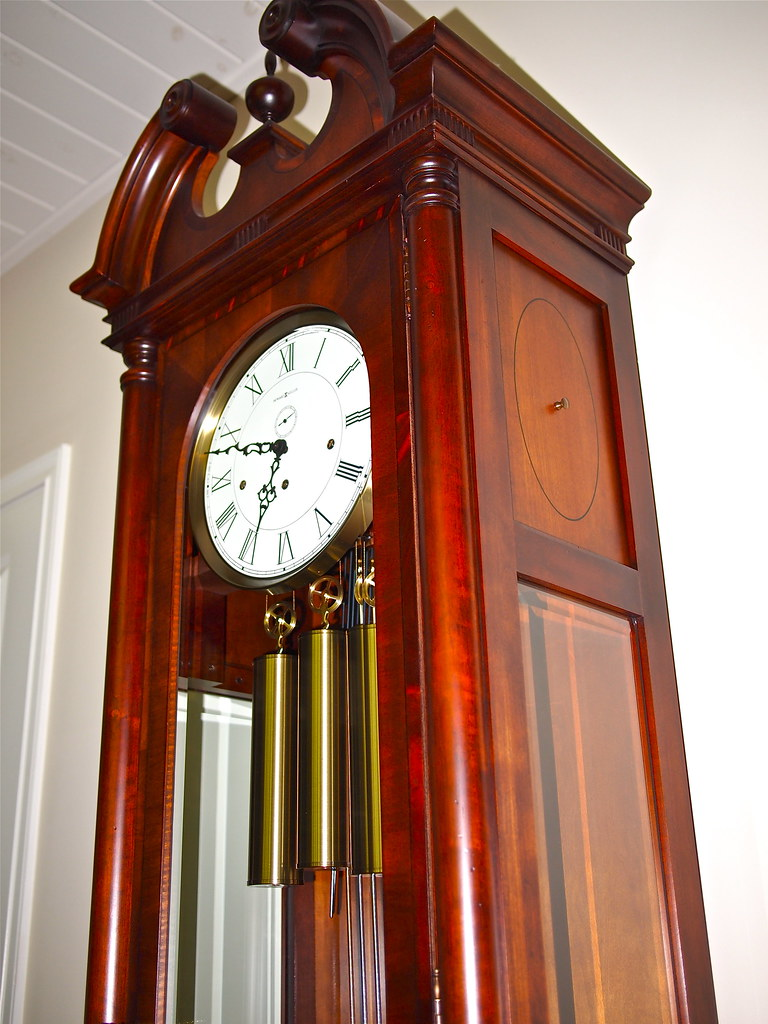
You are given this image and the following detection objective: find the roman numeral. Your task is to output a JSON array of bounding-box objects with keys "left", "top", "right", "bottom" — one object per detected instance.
[
  {"left": 219, "top": 420, "right": 240, "bottom": 444},
  {"left": 313, "top": 336, "right": 327, "bottom": 368},
  {"left": 314, "top": 508, "right": 332, "bottom": 536},
  {"left": 336, "top": 358, "right": 360, "bottom": 387},
  {"left": 210, "top": 468, "right": 232, "bottom": 492},
  {"left": 345, "top": 406, "right": 370, "bottom": 427},
  {"left": 215, "top": 502, "right": 237, "bottom": 539},
  {"left": 239, "top": 529, "right": 256, "bottom": 564},
  {"left": 336, "top": 460, "right": 363, "bottom": 482},
  {"left": 278, "top": 531, "right": 293, "bottom": 564},
  {"left": 244, "top": 374, "right": 263, "bottom": 401},
  {"left": 279, "top": 343, "right": 294, "bottom": 376}
]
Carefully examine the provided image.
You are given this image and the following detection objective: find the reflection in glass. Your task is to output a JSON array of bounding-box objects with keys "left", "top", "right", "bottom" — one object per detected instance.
[{"left": 167, "top": 690, "right": 281, "bottom": 1024}]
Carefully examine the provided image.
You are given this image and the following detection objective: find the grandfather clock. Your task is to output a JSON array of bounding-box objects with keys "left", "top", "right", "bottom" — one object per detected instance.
[{"left": 72, "top": 1, "right": 717, "bottom": 1022}]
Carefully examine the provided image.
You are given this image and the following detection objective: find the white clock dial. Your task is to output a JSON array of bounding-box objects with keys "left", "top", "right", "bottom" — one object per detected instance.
[{"left": 190, "top": 316, "right": 372, "bottom": 590}]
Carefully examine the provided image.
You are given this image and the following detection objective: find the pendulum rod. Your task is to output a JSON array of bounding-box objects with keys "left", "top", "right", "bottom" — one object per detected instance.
[
  {"left": 346, "top": 866, "right": 357, "bottom": 1024},
  {"left": 370, "top": 872, "right": 383, "bottom": 1024}
]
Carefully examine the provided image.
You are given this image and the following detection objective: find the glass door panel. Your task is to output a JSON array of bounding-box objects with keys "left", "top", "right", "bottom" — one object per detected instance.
[
  {"left": 167, "top": 689, "right": 282, "bottom": 1024},
  {"left": 518, "top": 584, "right": 674, "bottom": 1024}
]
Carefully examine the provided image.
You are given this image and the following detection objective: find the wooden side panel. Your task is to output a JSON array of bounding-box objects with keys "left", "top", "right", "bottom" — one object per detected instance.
[
  {"left": 519, "top": 585, "right": 674, "bottom": 1024},
  {"left": 493, "top": 240, "right": 632, "bottom": 565},
  {"left": 460, "top": 166, "right": 716, "bottom": 1024}
]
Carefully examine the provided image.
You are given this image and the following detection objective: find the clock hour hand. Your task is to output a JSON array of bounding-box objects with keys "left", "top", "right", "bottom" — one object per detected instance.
[{"left": 255, "top": 439, "right": 288, "bottom": 534}]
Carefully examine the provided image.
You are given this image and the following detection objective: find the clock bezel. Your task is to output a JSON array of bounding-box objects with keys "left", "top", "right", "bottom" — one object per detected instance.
[{"left": 188, "top": 307, "right": 373, "bottom": 592}]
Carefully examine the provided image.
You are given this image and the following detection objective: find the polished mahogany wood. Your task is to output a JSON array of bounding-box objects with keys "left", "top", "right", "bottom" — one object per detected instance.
[
  {"left": 459, "top": 165, "right": 716, "bottom": 1023},
  {"left": 403, "top": 151, "right": 506, "bottom": 1022},
  {"left": 83, "top": 338, "right": 160, "bottom": 1024},
  {"left": 72, "top": 1, "right": 717, "bottom": 1021}
]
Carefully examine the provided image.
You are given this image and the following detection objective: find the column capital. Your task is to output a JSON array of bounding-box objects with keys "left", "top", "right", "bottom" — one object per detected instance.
[
  {"left": 120, "top": 337, "right": 159, "bottom": 390},
  {"left": 403, "top": 151, "right": 459, "bottom": 216}
]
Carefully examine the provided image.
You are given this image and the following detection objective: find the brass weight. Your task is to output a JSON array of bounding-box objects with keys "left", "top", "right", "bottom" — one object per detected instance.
[
  {"left": 248, "top": 602, "right": 300, "bottom": 886},
  {"left": 298, "top": 578, "right": 347, "bottom": 870},
  {"left": 348, "top": 624, "right": 381, "bottom": 874},
  {"left": 348, "top": 562, "right": 382, "bottom": 874}
]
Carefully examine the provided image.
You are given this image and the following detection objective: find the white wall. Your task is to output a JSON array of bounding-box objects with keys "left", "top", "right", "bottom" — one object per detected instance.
[
  {"left": 1, "top": 199, "right": 119, "bottom": 1023},
  {"left": 1, "top": 3, "right": 765, "bottom": 1022}
]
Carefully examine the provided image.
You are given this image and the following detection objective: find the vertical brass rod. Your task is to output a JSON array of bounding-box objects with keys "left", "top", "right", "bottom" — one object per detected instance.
[
  {"left": 371, "top": 873, "right": 383, "bottom": 1024},
  {"left": 345, "top": 868, "right": 357, "bottom": 1024},
  {"left": 357, "top": 871, "right": 368, "bottom": 1023}
]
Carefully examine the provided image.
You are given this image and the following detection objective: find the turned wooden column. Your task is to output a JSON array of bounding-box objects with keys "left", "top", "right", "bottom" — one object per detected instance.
[
  {"left": 85, "top": 337, "right": 159, "bottom": 1024},
  {"left": 403, "top": 152, "right": 506, "bottom": 1024}
]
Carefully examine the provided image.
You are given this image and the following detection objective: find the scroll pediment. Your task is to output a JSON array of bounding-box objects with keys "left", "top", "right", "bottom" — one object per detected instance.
[{"left": 72, "top": 0, "right": 649, "bottom": 328}]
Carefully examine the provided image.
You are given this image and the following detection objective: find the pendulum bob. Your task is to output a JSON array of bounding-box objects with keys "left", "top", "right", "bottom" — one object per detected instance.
[
  {"left": 298, "top": 627, "right": 347, "bottom": 870},
  {"left": 348, "top": 622, "right": 382, "bottom": 875},
  {"left": 248, "top": 650, "right": 301, "bottom": 886}
]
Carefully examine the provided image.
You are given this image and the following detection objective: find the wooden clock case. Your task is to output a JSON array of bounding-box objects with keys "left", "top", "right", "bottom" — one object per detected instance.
[{"left": 72, "top": 1, "right": 717, "bottom": 1022}]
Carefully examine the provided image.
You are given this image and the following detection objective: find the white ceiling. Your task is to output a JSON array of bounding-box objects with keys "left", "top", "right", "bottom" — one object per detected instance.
[
  {"left": 1, "top": 0, "right": 540, "bottom": 276},
  {"left": 1, "top": 0, "right": 277, "bottom": 274}
]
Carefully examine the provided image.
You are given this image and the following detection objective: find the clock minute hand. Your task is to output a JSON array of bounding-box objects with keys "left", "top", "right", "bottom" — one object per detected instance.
[
  {"left": 206, "top": 438, "right": 288, "bottom": 533},
  {"left": 207, "top": 438, "right": 288, "bottom": 457}
]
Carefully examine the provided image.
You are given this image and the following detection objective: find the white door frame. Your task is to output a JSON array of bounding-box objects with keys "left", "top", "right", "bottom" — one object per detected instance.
[{"left": 1, "top": 446, "right": 70, "bottom": 1024}]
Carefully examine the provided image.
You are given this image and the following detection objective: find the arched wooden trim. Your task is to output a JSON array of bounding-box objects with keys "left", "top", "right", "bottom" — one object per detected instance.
[{"left": 70, "top": 108, "right": 234, "bottom": 312}]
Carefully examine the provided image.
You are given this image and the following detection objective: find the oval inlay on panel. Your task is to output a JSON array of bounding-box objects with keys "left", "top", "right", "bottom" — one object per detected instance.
[{"left": 514, "top": 298, "right": 599, "bottom": 521}]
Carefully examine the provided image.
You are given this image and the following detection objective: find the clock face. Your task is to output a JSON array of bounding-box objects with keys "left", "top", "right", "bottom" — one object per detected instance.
[{"left": 190, "top": 315, "right": 372, "bottom": 590}]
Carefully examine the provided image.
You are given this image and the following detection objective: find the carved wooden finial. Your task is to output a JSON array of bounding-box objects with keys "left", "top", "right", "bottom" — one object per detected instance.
[{"left": 245, "top": 50, "right": 295, "bottom": 124}]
